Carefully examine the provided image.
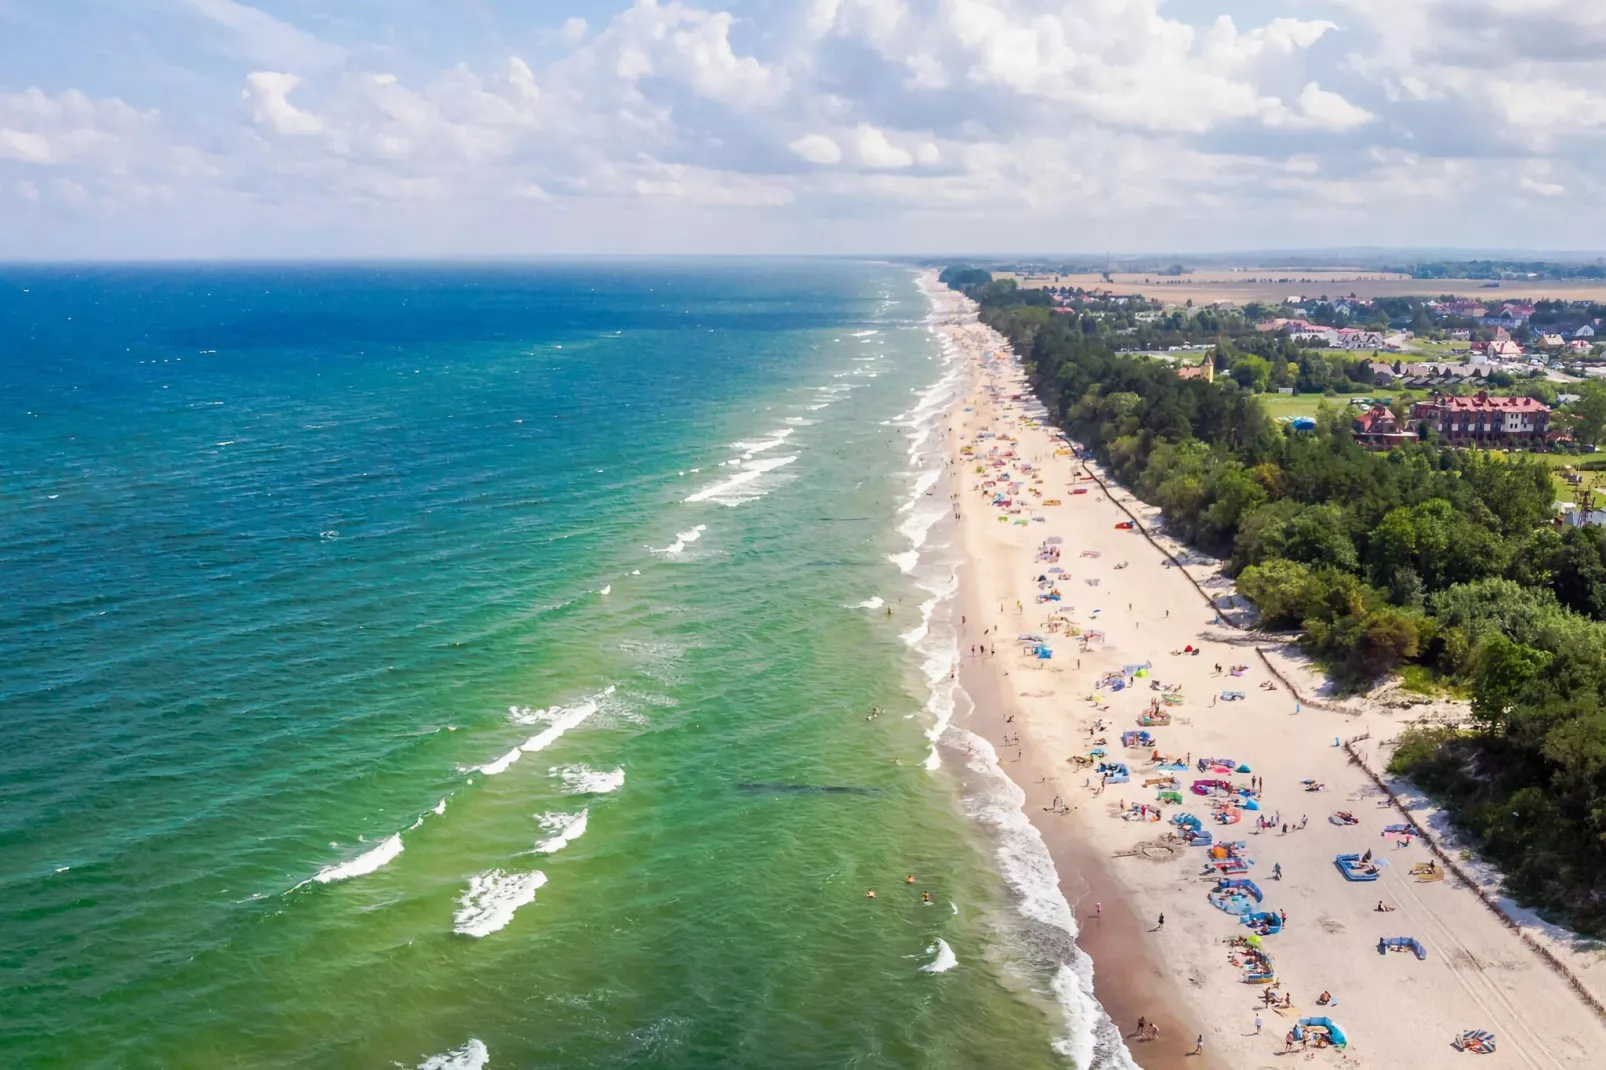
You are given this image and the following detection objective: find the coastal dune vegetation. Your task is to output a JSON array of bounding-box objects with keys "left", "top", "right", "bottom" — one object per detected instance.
[{"left": 941, "top": 265, "right": 1606, "bottom": 933}]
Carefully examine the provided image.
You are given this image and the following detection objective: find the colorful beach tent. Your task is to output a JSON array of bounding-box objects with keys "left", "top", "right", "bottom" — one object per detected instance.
[
  {"left": 1336, "top": 854, "right": 1382, "bottom": 881},
  {"left": 1293, "top": 1017, "right": 1347, "bottom": 1048},
  {"left": 1379, "top": 936, "right": 1427, "bottom": 959}
]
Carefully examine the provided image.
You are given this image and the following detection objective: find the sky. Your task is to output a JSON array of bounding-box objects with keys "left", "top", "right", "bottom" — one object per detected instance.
[{"left": 2, "top": 0, "right": 1605, "bottom": 259}]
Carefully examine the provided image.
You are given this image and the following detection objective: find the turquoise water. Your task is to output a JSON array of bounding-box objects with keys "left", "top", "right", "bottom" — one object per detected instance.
[{"left": 0, "top": 262, "right": 1125, "bottom": 1068}]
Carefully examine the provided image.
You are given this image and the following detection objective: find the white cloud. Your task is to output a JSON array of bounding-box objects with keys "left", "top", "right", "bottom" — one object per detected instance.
[
  {"left": 1264, "top": 82, "right": 1376, "bottom": 132},
  {"left": 8, "top": 0, "right": 1606, "bottom": 254},
  {"left": 182, "top": 0, "right": 345, "bottom": 68},
  {"left": 1335, "top": 0, "right": 1606, "bottom": 154},
  {"left": 243, "top": 72, "right": 325, "bottom": 136},
  {"left": 854, "top": 123, "right": 913, "bottom": 168},
  {"left": 0, "top": 87, "right": 159, "bottom": 166},
  {"left": 592, "top": 0, "right": 788, "bottom": 108},
  {"left": 789, "top": 133, "right": 842, "bottom": 164},
  {"left": 0, "top": 129, "right": 53, "bottom": 164},
  {"left": 633, "top": 160, "right": 794, "bottom": 205}
]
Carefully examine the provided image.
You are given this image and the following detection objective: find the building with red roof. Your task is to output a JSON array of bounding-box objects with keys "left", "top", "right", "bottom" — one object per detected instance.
[
  {"left": 1410, "top": 391, "right": 1550, "bottom": 446},
  {"left": 1352, "top": 404, "right": 1415, "bottom": 449}
]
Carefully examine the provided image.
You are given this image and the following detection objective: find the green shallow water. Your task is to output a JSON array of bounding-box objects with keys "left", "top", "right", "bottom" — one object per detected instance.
[{"left": 0, "top": 261, "right": 1121, "bottom": 1068}]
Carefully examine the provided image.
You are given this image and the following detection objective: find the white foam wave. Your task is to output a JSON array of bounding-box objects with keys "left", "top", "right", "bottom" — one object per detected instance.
[
  {"left": 453, "top": 869, "right": 547, "bottom": 937},
  {"left": 848, "top": 596, "right": 885, "bottom": 610},
  {"left": 553, "top": 764, "right": 626, "bottom": 795},
  {"left": 684, "top": 454, "right": 798, "bottom": 506},
  {"left": 905, "top": 467, "right": 942, "bottom": 505},
  {"left": 960, "top": 732, "right": 1139, "bottom": 1069},
  {"left": 479, "top": 746, "right": 522, "bottom": 776},
  {"left": 887, "top": 550, "right": 919, "bottom": 574},
  {"left": 897, "top": 501, "right": 948, "bottom": 551},
  {"left": 497, "top": 686, "right": 616, "bottom": 771},
  {"left": 653, "top": 524, "right": 707, "bottom": 556},
  {"left": 312, "top": 833, "right": 403, "bottom": 884},
  {"left": 521, "top": 692, "right": 608, "bottom": 750},
  {"left": 533, "top": 809, "right": 589, "bottom": 853},
  {"left": 920, "top": 644, "right": 959, "bottom": 770},
  {"left": 901, "top": 596, "right": 940, "bottom": 647},
  {"left": 416, "top": 1039, "right": 489, "bottom": 1070},
  {"left": 433, "top": 798, "right": 447, "bottom": 816},
  {"left": 920, "top": 938, "right": 958, "bottom": 973},
  {"left": 729, "top": 428, "right": 794, "bottom": 458}
]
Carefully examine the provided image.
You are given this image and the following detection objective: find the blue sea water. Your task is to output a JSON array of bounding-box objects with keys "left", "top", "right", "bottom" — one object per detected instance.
[{"left": 0, "top": 261, "right": 1127, "bottom": 1068}]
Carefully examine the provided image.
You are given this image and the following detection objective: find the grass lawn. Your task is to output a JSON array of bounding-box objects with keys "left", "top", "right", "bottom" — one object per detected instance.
[
  {"left": 1401, "top": 339, "right": 1472, "bottom": 358},
  {"left": 1256, "top": 391, "right": 1427, "bottom": 421},
  {"left": 1485, "top": 450, "right": 1606, "bottom": 501},
  {"left": 1257, "top": 393, "right": 1329, "bottom": 419}
]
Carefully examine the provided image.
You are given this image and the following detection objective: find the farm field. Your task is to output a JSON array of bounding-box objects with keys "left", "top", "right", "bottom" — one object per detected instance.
[{"left": 1001, "top": 271, "right": 1606, "bottom": 306}]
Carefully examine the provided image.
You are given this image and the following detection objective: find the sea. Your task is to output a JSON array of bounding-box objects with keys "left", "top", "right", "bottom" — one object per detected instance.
[{"left": 0, "top": 261, "right": 1137, "bottom": 1069}]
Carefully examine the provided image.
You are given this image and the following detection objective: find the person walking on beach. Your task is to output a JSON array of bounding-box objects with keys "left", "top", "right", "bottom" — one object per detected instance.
[
  {"left": 1095, "top": 901, "right": 1102, "bottom": 919},
  {"left": 1156, "top": 912, "right": 1165, "bottom": 930},
  {"left": 1192, "top": 1035, "right": 1203, "bottom": 1056},
  {"left": 1255, "top": 1012, "right": 1263, "bottom": 1035}
]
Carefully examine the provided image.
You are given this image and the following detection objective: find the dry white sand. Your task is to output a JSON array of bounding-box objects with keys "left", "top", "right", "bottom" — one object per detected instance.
[{"left": 927, "top": 274, "right": 1606, "bottom": 1068}]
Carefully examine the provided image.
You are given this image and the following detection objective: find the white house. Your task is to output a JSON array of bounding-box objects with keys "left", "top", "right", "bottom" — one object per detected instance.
[
  {"left": 1576, "top": 324, "right": 1596, "bottom": 339},
  {"left": 1334, "top": 328, "right": 1384, "bottom": 350}
]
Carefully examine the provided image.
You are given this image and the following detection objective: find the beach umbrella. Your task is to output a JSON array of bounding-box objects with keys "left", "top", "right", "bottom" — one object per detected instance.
[
  {"left": 1048, "top": 566, "right": 1064, "bottom": 573},
  {"left": 1045, "top": 536, "right": 1064, "bottom": 544},
  {"left": 1237, "top": 764, "right": 1252, "bottom": 773}
]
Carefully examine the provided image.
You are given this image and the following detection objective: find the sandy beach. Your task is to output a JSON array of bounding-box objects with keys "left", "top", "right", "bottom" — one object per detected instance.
[{"left": 929, "top": 273, "right": 1606, "bottom": 1068}]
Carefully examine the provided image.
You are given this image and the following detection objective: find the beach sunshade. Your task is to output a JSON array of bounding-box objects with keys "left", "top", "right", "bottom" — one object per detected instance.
[{"left": 1045, "top": 536, "right": 1064, "bottom": 544}]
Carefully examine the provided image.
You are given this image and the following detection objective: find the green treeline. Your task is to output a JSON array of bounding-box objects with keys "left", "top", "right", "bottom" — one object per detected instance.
[
  {"left": 944, "top": 268, "right": 1606, "bottom": 932},
  {"left": 1393, "top": 259, "right": 1606, "bottom": 281}
]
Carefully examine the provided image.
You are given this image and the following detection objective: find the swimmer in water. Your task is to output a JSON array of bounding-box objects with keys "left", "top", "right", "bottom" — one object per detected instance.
[
  {"left": 866, "top": 890, "right": 876, "bottom": 899},
  {"left": 905, "top": 874, "right": 916, "bottom": 884},
  {"left": 922, "top": 892, "right": 932, "bottom": 904}
]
